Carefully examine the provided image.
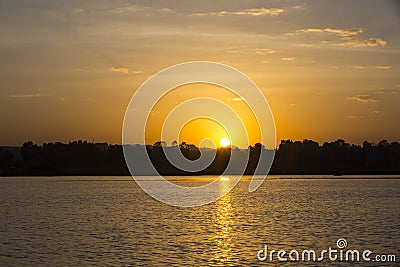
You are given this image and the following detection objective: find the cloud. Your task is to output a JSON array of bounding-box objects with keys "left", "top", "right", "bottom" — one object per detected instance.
[
  {"left": 296, "top": 43, "right": 314, "bottom": 47},
  {"left": 253, "top": 48, "right": 275, "bottom": 55},
  {"left": 350, "top": 65, "right": 391, "bottom": 70},
  {"left": 323, "top": 27, "right": 362, "bottom": 37},
  {"left": 290, "top": 27, "right": 386, "bottom": 48},
  {"left": 8, "top": 93, "right": 47, "bottom": 98},
  {"left": 335, "top": 37, "right": 387, "bottom": 47},
  {"left": 112, "top": 5, "right": 148, "bottom": 13},
  {"left": 295, "top": 28, "right": 324, "bottom": 34},
  {"left": 295, "top": 27, "right": 362, "bottom": 37},
  {"left": 110, "top": 67, "right": 129, "bottom": 74},
  {"left": 348, "top": 94, "right": 377, "bottom": 103},
  {"left": 352, "top": 65, "right": 369, "bottom": 70},
  {"left": 370, "top": 110, "right": 384, "bottom": 115},
  {"left": 231, "top": 97, "right": 245, "bottom": 101},
  {"left": 131, "top": 70, "right": 143, "bottom": 74},
  {"left": 375, "top": 65, "right": 391, "bottom": 69},
  {"left": 281, "top": 57, "right": 295, "bottom": 61},
  {"left": 376, "top": 88, "right": 398, "bottom": 94},
  {"left": 159, "top": 8, "right": 174, "bottom": 13},
  {"left": 112, "top": 5, "right": 174, "bottom": 14},
  {"left": 347, "top": 115, "right": 365, "bottom": 119},
  {"left": 292, "top": 5, "right": 306, "bottom": 10},
  {"left": 193, "top": 7, "right": 286, "bottom": 17}
]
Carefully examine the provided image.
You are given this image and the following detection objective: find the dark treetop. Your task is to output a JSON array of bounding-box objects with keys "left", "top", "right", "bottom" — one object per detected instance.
[{"left": 0, "top": 139, "right": 399, "bottom": 176}]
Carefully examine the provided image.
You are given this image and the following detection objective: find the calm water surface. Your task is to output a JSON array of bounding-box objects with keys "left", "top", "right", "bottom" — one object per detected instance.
[{"left": 0, "top": 176, "right": 399, "bottom": 266}]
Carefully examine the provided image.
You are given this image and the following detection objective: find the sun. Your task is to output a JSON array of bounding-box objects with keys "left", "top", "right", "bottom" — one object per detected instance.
[{"left": 220, "top": 138, "right": 230, "bottom": 147}]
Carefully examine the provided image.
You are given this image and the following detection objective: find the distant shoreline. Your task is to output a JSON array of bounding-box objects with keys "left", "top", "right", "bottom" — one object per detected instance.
[
  {"left": 1, "top": 175, "right": 400, "bottom": 179},
  {"left": 1, "top": 139, "right": 399, "bottom": 176}
]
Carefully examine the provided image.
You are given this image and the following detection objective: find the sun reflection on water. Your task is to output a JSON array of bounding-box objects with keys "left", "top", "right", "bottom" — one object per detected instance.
[{"left": 210, "top": 179, "right": 235, "bottom": 265}]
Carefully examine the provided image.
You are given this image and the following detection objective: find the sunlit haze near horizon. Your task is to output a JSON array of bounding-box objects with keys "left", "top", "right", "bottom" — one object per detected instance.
[{"left": 0, "top": 0, "right": 399, "bottom": 146}]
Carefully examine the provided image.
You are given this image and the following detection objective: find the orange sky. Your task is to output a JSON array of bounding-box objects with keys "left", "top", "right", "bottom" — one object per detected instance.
[
  {"left": 143, "top": 83, "right": 263, "bottom": 148},
  {"left": 0, "top": 1, "right": 399, "bottom": 146}
]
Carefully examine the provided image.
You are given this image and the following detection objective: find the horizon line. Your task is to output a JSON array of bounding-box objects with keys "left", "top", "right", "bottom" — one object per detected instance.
[{"left": 1, "top": 138, "right": 399, "bottom": 149}]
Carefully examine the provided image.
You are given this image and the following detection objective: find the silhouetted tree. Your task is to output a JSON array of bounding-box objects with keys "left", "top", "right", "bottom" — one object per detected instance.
[{"left": 1, "top": 139, "right": 399, "bottom": 176}]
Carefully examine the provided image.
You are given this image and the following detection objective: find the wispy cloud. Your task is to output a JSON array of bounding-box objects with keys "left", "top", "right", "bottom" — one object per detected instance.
[
  {"left": 294, "top": 27, "right": 362, "bottom": 37},
  {"left": 159, "top": 8, "right": 174, "bottom": 13},
  {"left": 110, "top": 67, "right": 129, "bottom": 74},
  {"left": 112, "top": 5, "right": 173, "bottom": 14},
  {"left": 292, "top": 5, "right": 306, "bottom": 10},
  {"left": 347, "top": 115, "right": 365, "bottom": 119},
  {"left": 281, "top": 57, "right": 295, "bottom": 61},
  {"left": 350, "top": 65, "right": 391, "bottom": 70},
  {"left": 348, "top": 94, "right": 377, "bottom": 103},
  {"left": 323, "top": 27, "right": 362, "bottom": 37},
  {"left": 370, "top": 110, "right": 384, "bottom": 115},
  {"left": 253, "top": 48, "right": 275, "bottom": 55},
  {"left": 112, "top": 5, "right": 147, "bottom": 13},
  {"left": 376, "top": 88, "right": 398, "bottom": 94},
  {"left": 131, "top": 70, "right": 143, "bottom": 74},
  {"left": 289, "top": 27, "right": 387, "bottom": 48},
  {"left": 335, "top": 37, "right": 387, "bottom": 47},
  {"left": 8, "top": 93, "right": 47, "bottom": 98},
  {"left": 352, "top": 65, "right": 369, "bottom": 70},
  {"left": 231, "top": 97, "right": 245, "bottom": 101},
  {"left": 375, "top": 65, "right": 391, "bottom": 69},
  {"left": 296, "top": 43, "right": 314, "bottom": 47},
  {"left": 193, "top": 7, "right": 286, "bottom": 17}
]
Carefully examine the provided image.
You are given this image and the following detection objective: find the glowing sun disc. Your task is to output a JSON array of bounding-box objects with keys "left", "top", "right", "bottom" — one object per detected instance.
[{"left": 220, "top": 138, "right": 230, "bottom": 147}]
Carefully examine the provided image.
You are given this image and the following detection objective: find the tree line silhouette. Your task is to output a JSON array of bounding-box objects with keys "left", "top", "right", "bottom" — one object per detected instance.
[{"left": 0, "top": 139, "right": 399, "bottom": 176}]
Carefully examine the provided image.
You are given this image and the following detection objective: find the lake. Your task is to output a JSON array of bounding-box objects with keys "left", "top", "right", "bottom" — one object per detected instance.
[{"left": 1, "top": 176, "right": 399, "bottom": 266}]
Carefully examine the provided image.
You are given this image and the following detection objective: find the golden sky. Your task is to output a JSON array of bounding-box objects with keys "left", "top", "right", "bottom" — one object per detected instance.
[{"left": 0, "top": 0, "right": 399, "bottom": 146}]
